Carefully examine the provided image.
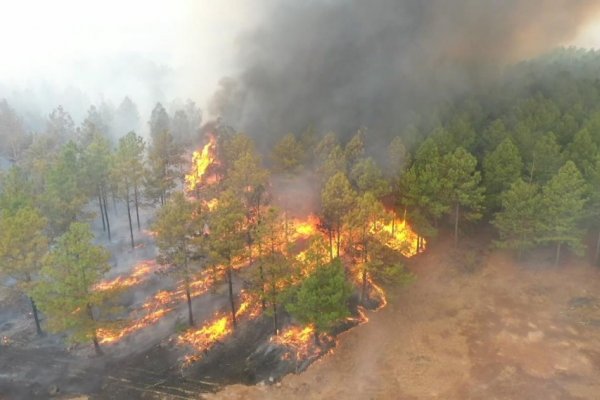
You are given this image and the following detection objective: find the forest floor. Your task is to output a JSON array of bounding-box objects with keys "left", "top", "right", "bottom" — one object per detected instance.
[{"left": 209, "top": 236, "right": 600, "bottom": 400}]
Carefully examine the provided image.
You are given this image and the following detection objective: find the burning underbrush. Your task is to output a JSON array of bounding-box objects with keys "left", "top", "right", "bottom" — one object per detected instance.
[{"left": 91, "top": 133, "right": 423, "bottom": 391}]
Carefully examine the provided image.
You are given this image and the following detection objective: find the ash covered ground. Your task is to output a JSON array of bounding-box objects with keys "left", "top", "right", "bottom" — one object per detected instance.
[{"left": 0, "top": 201, "right": 378, "bottom": 400}]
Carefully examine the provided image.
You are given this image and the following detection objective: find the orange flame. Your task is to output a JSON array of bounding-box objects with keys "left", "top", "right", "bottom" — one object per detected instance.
[
  {"left": 94, "top": 260, "right": 155, "bottom": 292},
  {"left": 373, "top": 218, "right": 423, "bottom": 257},
  {"left": 185, "top": 135, "right": 217, "bottom": 192}
]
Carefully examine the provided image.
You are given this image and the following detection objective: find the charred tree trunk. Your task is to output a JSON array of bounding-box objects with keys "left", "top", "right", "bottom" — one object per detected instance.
[
  {"left": 87, "top": 304, "right": 103, "bottom": 356},
  {"left": 360, "top": 268, "right": 368, "bottom": 305},
  {"left": 227, "top": 266, "right": 237, "bottom": 329},
  {"left": 555, "top": 242, "right": 562, "bottom": 266},
  {"left": 258, "top": 240, "right": 266, "bottom": 310},
  {"left": 92, "top": 333, "right": 103, "bottom": 356},
  {"left": 102, "top": 189, "right": 111, "bottom": 242},
  {"left": 259, "top": 266, "right": 266, "bottom": 311},
  {"left": 134, "top": 184, "right": 141, "bottom": 230},
  {"left": 328, "top": 229, "right": 334, "bottom": 261},
  {"left": 125, "top": 186, "right": 134, "bottom": 249},
  {"left": 336, "top": 226, "right": 341, "bottom": 258},
  {"left": 272, "top": 301, "right": 278, "bottom": 336},
  {"left": 29, "top": 297, "right": 43, "bottom": 336},
  {"left": 98, "top": 193, "right": 106, "bottom": 232},
  {"left": 185, "top": 284, "right": 194, "bottom": 326},
  {"left": 313, "top": 330, "right": 321, "bottom": 347}
]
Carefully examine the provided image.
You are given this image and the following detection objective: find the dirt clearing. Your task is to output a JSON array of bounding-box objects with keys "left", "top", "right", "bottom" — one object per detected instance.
[{"left": 209, "top": 239, "right": 600, "bottom": 400}]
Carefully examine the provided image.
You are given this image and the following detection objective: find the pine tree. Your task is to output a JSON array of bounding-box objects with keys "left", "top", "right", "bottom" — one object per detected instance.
[
  {"left": 441, "top": 147, "right": 485, "bottom": 246},
  {"left": 539, "top": 161, "right": 587, "bottom": 265},
  {"left": 285, "top": 259, "right": 352, "bottom": 344},
  {"left": 321, "top": 172, "right": 356, "bottom": 259},
  {"left": 0, "top": 206, "right": 48, "bottom": 335},
  {"left": 153, "top": 192, "right": 202, "bottom": 326},
  {"left": 206, "top": 189, "right": 247, "bottom": 329},
  {"left": 483, "top": 138, "right": 523, "bottom": 212},
  {"left": 33, "top": 223, "right": 115, "bottom": 355},
  {"left": 493, "top": 179, "right": 540, "bottom": 259}
]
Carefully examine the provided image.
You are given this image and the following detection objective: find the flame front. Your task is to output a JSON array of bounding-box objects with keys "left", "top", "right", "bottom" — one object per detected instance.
[{"left": 94, "top": 260, "right": 155, "bottom": 292}]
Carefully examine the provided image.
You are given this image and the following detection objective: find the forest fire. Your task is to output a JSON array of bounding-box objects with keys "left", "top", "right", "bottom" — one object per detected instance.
[
  {"left": 289, "top": 214, "right": 320, "bottom": 241},
  {"left": 374, "top": 218, "right": 422, "bottom": 257},
  {"left": 177, "top": 290, "right": 261, "bottom": 363},
  {"left": 270, "top": 325, "right": 335, "bottom": 365},
  {"left": 94, "top": 260, "right": 156, "bottom": 292},
  {"left": 97, "top": 268, "right": 224, "bottom": 344},
  {"left": 185, "top": 134, "right": 217, "bottom": 191}
]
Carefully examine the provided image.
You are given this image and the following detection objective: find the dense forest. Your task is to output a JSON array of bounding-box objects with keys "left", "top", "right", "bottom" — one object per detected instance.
[{"left": 2, "top": 47, "right": 600, "bottom": 358}]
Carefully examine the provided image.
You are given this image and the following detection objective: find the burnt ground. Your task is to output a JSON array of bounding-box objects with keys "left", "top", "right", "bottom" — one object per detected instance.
[
  {"left": 4, "top": 218, "right": 600, "bottom": 400},
  {"left": 209, "top": 237, "right": 600, "bottom": 400},
  {"left": 0, "top": 201, "right": 363, "bottom": 400}
]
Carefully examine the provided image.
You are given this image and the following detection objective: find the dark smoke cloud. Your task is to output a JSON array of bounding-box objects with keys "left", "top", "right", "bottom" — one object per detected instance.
[{"left": 211, "top": 0, "right": 600, "bottom": 146}]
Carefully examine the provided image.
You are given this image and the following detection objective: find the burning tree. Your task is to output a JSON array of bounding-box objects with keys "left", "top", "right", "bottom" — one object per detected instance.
[
  {"left": 346, "top": 192, "right": 388, "bottom": 304},
  {"left": 153, "top": 192, "right": 203, "bottom": 326},
  {"left": 252, "top": 207, "right": 293, "bottom": 335},
  {"left": 321, "top": 172, "right": 356, "bottom": 259},
  {"left": 33, "top": 222, "right": 117, "bottom": 355}
]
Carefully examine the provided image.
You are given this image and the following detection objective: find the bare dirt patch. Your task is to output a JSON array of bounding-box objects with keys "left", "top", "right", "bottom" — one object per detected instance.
[{"left": 209, "top": 239, "right": 600, "bottom": 400}]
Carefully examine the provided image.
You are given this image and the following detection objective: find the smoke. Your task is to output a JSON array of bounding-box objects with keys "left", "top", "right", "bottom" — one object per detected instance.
[{"left": 211, "top": 0, "right": 600, "bottom": 147}]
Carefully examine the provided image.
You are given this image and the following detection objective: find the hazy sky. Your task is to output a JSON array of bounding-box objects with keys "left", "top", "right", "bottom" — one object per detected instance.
[
  {"left": 0, "top": 1, "right": 598, "bottom": 113},
  {"left": 0, "top": 0, "right": 258, "bottom": 109}
]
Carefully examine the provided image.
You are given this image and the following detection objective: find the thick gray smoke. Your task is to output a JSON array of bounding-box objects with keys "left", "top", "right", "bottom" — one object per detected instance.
[{"left": 211, "top": 0, "right": 600, "bottom": 146}]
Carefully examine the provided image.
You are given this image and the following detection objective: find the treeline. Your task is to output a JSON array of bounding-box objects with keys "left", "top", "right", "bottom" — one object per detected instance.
[{"left": 0, "top": 99, "right": 205, "bottom": 353}]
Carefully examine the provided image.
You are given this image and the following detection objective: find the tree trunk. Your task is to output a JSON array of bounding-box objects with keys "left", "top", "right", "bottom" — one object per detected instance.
[
  {"left": 102, "top": 190, "right": 111, "bottom": 242},
  {"left": 313, "top": 330, "right": 321, "bottom": 347},
  {"left": 92, "top": 333, "right": 103, "bottom": 356},
  {"left": 360, "top": 268, "right": 368, "bottom": 304},
  {"left": 454, "top": 202, "right": 460, "bottom": 247},
  {"left": 555, "top": 242, "right": 562, "bottom": 266},
  {"left": 186, "top": 285, "right": 194, "bottom": 326},
  {"left": 336, "top": 227, "right": 341, "bottom": 258},
  {"left": 328, "top": 230, "right": 334, "bottom": 261},
  {"left": 227, "top": 267, "right": 237, "bottom": 329},
  {"left": 29, "top": 297, "right": 43, "bottom": 336},
  {"left": 416, "top": 235, "right": 419, "bottom": 253},
  {"left": 259, "top": 265, "right": 266, "bottom": 311},
  {"left": 112, "top": 189, "right": 117, "bottom": 214},
  {"left": 87, "top": 304, "right": 103, "bottom": 355},
  {"left": 134, "top": 184, "right": 141, "bottom": 230},
  {"left": 272, "top": 301, "right": 278, "bottom": 336},
  {"left": 126, "top": 188, "right": 134, "bottom": 249},
  {"left": 98, "top": 193, "right": 106, "bottom": 232}
]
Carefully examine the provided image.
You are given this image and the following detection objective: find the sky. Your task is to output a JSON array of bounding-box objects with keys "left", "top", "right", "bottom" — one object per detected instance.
[
  {"left": 0, "top": 1, "right": 598, "bottom": 116},
  {"left": 0, "top": 0, "right": 258, "bottom": 111}
]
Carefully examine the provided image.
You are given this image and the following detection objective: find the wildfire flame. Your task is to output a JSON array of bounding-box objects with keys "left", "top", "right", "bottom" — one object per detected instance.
[
  {"left": 185, "top": 135, "right": 217, "bottom": 192},
  {"left": 289, "top": 214, "right": 320, "bottom": 241},
  {"left": 94, "top": 260, "right": 155, "bottom": 292},
  {"left": 96, "top": 134, "right": 425, "bottom": 373},
  {"left": 177, "top": 290, "right": 261, "bottom": 364},
  {"left": 373, "top": 217, "right": 423, "bottom": 257}
]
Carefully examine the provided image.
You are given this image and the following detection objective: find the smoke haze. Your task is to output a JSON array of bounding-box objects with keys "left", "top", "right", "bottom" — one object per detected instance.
[
  {"left": 1, "top": 1, "right": 600, "bottom": 138},
  {"left": 213, "top": 0, "right": 600, "bottom": 146}
]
